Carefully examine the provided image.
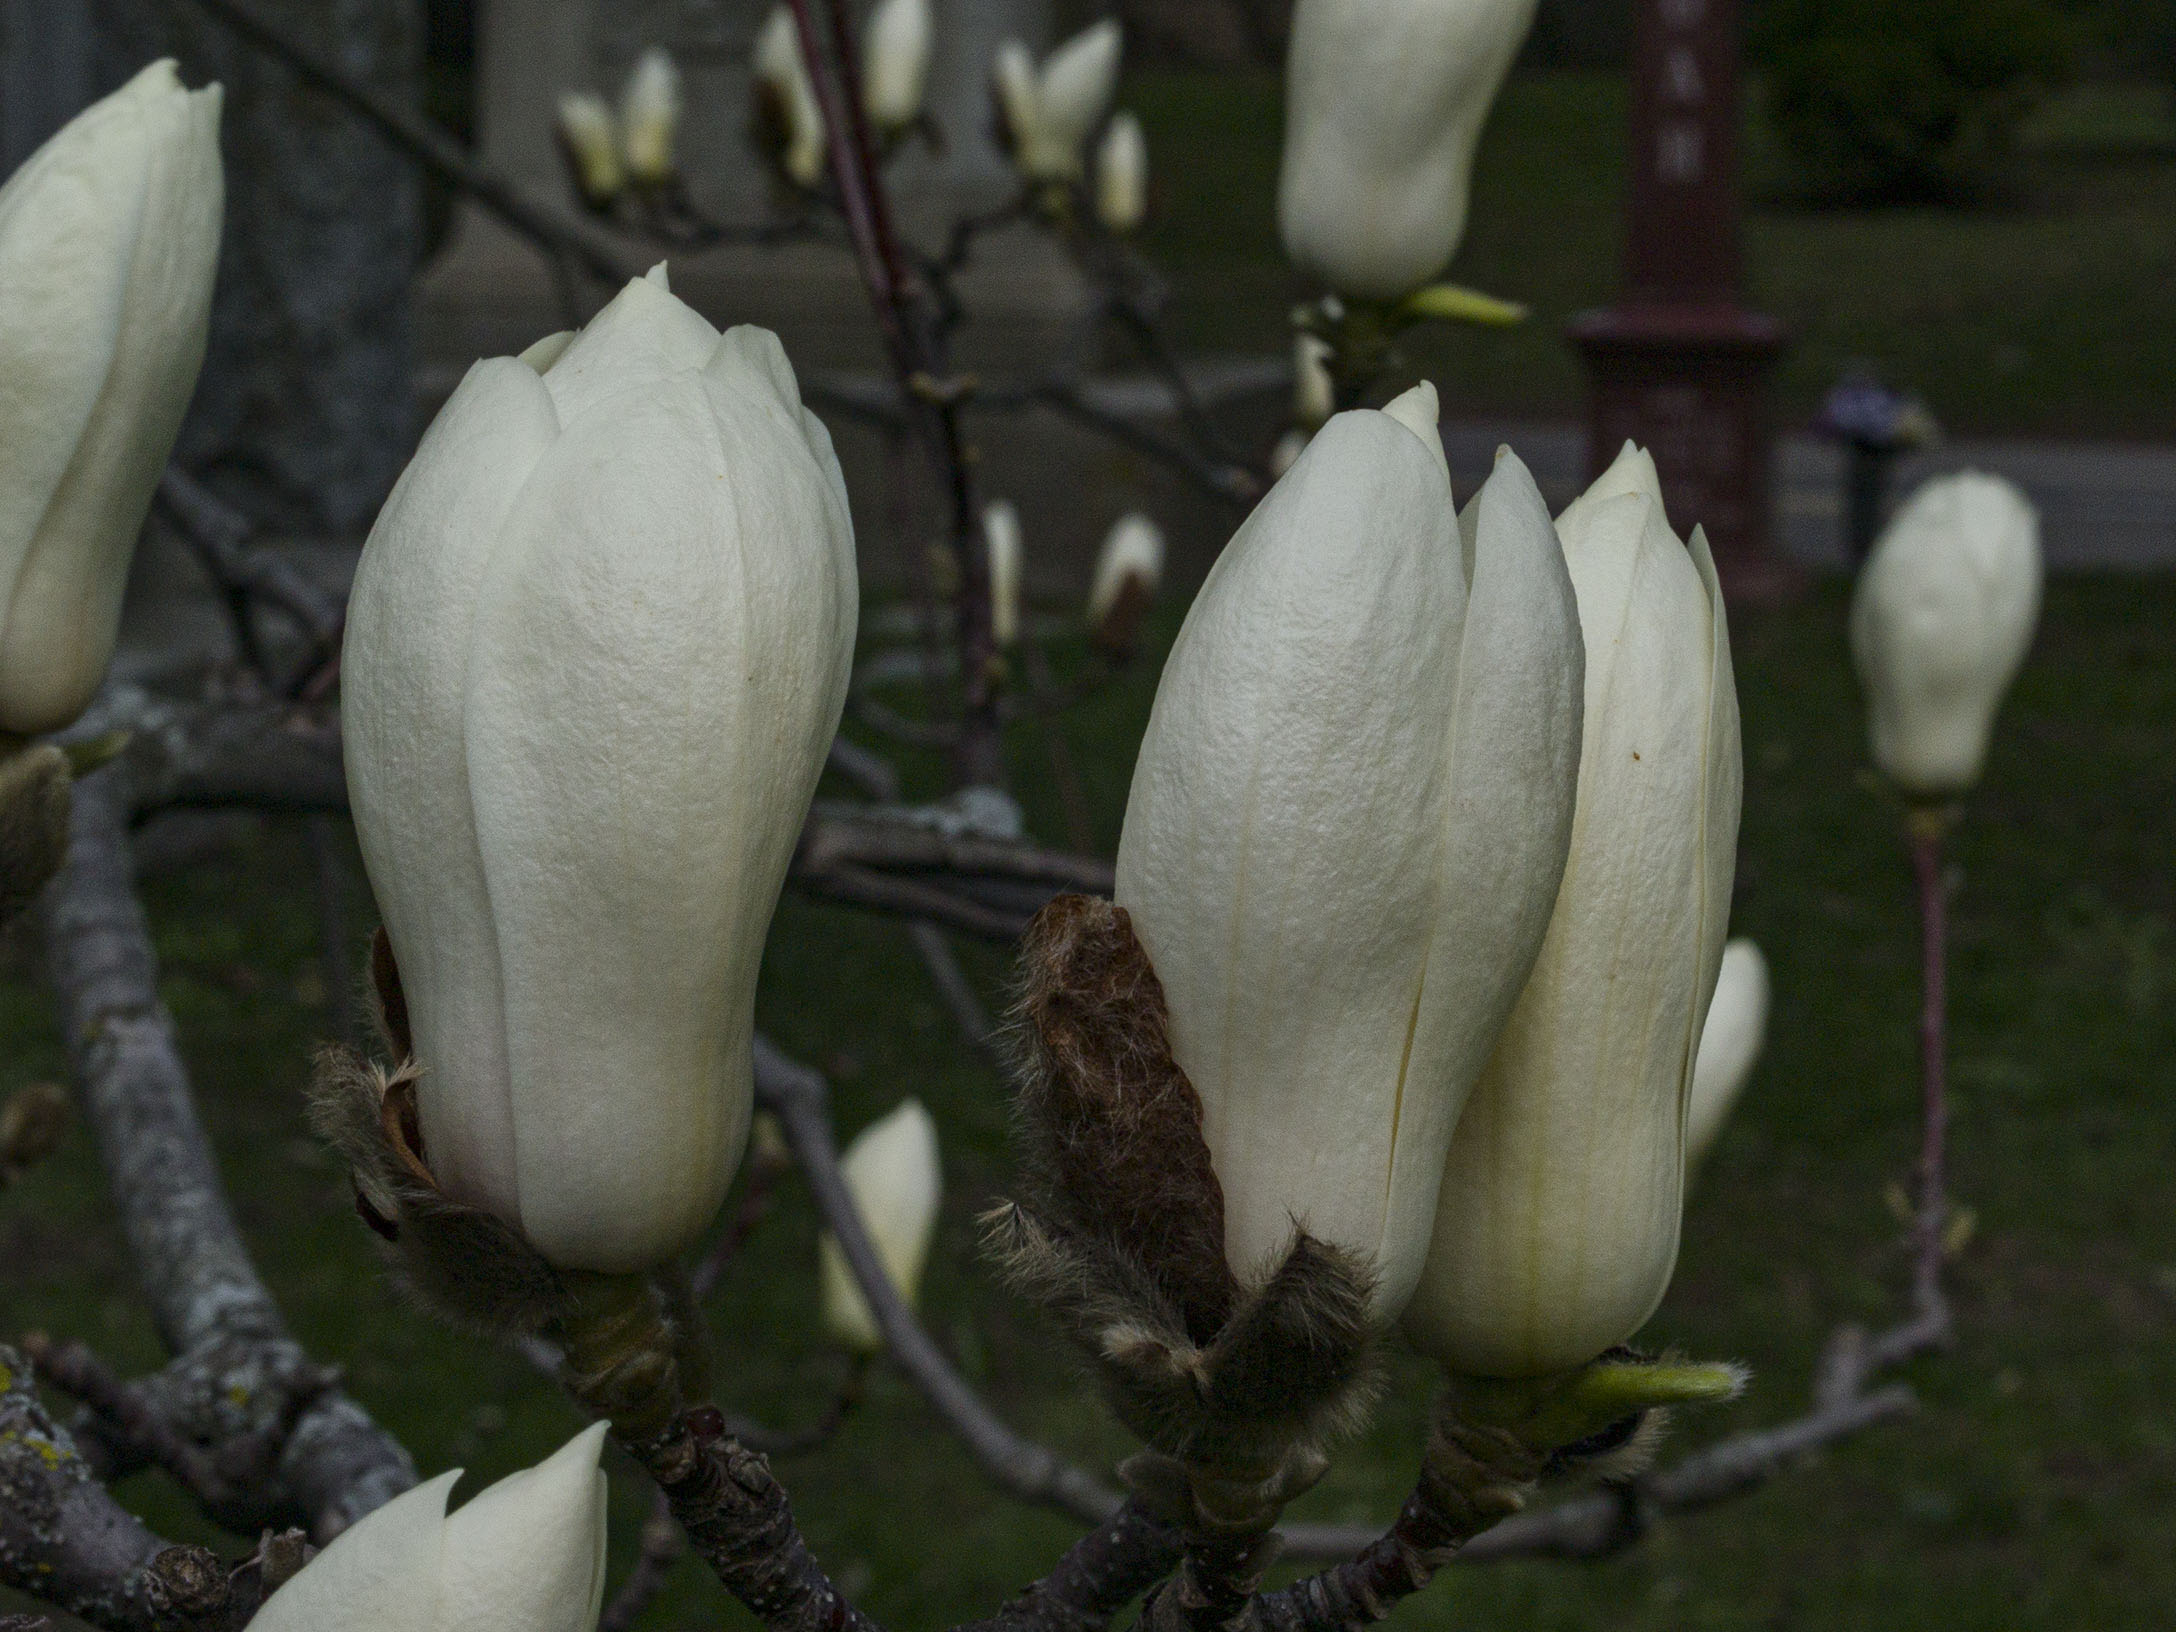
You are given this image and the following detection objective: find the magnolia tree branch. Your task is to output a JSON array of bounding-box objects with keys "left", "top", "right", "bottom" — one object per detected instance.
[
  {"left": 0, "top": 1345, "right": 298, "bottom": 1632},
  {"left": 33, "top": 768, "right": 416, "bottom": 1541}
]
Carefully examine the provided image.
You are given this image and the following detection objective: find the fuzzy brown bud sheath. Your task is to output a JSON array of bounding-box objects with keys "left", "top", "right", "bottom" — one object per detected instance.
[{"left": 991, "top": 896, "right": 1379, "bottom": 1522}]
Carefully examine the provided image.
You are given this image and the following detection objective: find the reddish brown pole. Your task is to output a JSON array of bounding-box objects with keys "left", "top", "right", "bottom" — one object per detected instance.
[{"left": 1570, "top": 0, "right": 1799, "bottom": 604}]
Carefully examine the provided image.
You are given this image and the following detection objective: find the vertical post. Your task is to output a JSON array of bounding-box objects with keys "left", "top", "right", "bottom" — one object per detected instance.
[{"left": 1569, "top": 0, "right": 1797, "bottom": 603}]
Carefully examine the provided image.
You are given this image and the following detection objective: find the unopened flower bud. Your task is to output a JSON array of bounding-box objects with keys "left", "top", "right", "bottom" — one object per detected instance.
[
  {"left": 1406, "top": 441, "right": 1742, "bottom": 1378},
  {"left": 755, "top": 8, "right": 828, "bottom": 189},
  {"left": 619, "top": 47, "right": 680, "bottom": 186},
  {"left": 556, "top": 92, "right": 623, "bottom": 205},
  {"left": 0, "top": 60, "right": 222, "bottom": 734},
  {"left": 252, "top": 1425, "right": 609, "bottom": 1632},
  {"left": 1269, "top": 428, "right": 1310, "bottom": 477},
  {"left": 1084, "top": 511, "right": 1163, "bottom": 650},
  {"left": 863, "top": 0, "right": 934, "bottom": 136},
  {"left": 993, "top": 21, "right": 1122, "bottom": 183},
  {"left": 1851, "top": 471, "right": 2041, "bottom": 801},
  {"left": 984, "top": 500, "right": 1024, "bottom": 648},
  {"left": 1292, "top": 333, "right": 1335, "bottom": 429},
  {"left": 1095, "top": 110, "right": 1148, "bottom": 234},
  {"left": 1687, "top": 939, "right": 1768, "bottom": 1171},
  {"left": 1279, "top": 0, "right": 1538, "bottom": 299},
  {"left": 343, "top": 266, "right": 857, "bottom": 1274},
  {"left": 819, "top": 1099, "right": 942, "bottom": 1352},
  {"left": 1117, "top": 385, "right": 1584, "bottom": 1323}
]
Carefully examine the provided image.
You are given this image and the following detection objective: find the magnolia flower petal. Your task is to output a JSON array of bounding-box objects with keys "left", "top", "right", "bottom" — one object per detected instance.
[
  {"left": 536, "top": 267, "right": 719, "bottom": 425},
  {"left": 619, "top": 48, "right": 681, "bottom": 184},
  {"left": 1377, "top": 447, "right": 1582, "bottom": 1315},
  {"left": 437, "top": 1424, "right": 610, "bottom": 1632},
  {"left": 247, "top": 1471, "right": 458, "bottom": 1632},
  {"left": 1116, "top": 404, "right": 1464, "bottom": 1301},
  {"left": 1408, "top": 465, "right": 1735, "bottom": 1376},
  {"left": 1037, "top": 19, "right": 1123, "bottom": 151},
  {"left": 462, "top": 354, "right": 854, "bottom": 1270},
  {"left": 344, "top": 358, "right": 561, "bottom": 1221}
]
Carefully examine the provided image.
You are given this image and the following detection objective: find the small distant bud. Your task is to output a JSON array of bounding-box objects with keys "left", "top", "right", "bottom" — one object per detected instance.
[
  {"left": 993, "top": 21, "right": 1123, "bottom": 184},
  {"left": 754, "top": 8, "right": 827, "bottom": 188},
  {"left": 1269, "top": 427, "right": 1311, "bottom": 477},
  {"left": 555, "top": 92, "right": 624, "bottom": 206},
  {"left": 819, "top": 1100, "right": 942, "bottom": 1353},
  {"left": 0, "top": 1080, "right": 70, "bottom": 1183},
  {"left": 1292, "top": 333, "right": 1335, "bottom": 429},
  {"left": 1851, "top": 470, "right": 2041, "bottom": 800},
  {"left": 1095, "top": 110, "right": 1147, "bottom": 234},
  {"left": 1085, "top": 512, "right": 1164, "bottom": 655},
  {"left": 618, "top": 47, "right": 680, "bottom": 187},
  {"left": 984, "top": 500, "right": 1024, "bottom": 648},
  {"left": 862, "top": 0, "right": 934, "bottom": 136}
]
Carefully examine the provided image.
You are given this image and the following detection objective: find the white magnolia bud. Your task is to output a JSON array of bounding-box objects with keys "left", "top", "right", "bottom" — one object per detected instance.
[
  {"left": 1279, "top": 0, "right": 1538, "bottom": 300},
  {"left": 1268, "top": 428, "right": 1310, "bottom": 477},
  {"left": 1850, "top": 471, "right": 2041, "bottom": 800},
  {"left": 1084, "top": 512, "right": 1164, "bottom": 627},
  {"left": 983, "top": 499, "right": 1024, "bottom": 648},
  {"left": 995, "top": 21, "right": 1123, "bottom": 182},
  {"left": 819, "top": 1098, "right": 942, "bottom": 1352},
  {"left": 1095, "top": 110, "right": 1148, "bottom": 233},
  {"left": 618, "top": 47, "right": 681, "bottom": 185},
  {"left": 1687, "top": 939, "right": 1769, "bottom": 1171},
  {"left": 252, "top": 1424, "right": 609, "bottom": 1632},
  {"left": 343, "top": 267, "right": 858, "bottom": 1274},
  {"left": 1292, "top": 333, "right": 1335, "bottom": 429},
  {"left": 0, "top": 60, "right": 222, "bottom": 735},
  {"left": 1116, "top": 384, "right": 1584, "bottom": 1322},
  {"left": 863, "top": 0, "right": 935, "bottom": 135},
  {"left": 756, "top": 8, "right": 828, "bottom": 189},
  {"left": 556, "top": 92, "right": 624, "bottom": 204},
  {"left": 1406, "top": 441, "right": 1742, "bottom": 1377}
]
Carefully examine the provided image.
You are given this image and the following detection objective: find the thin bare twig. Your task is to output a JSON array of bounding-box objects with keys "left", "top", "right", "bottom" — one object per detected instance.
[{"left": 908, "top": 922, "right": 1001, "bottom": 1058}]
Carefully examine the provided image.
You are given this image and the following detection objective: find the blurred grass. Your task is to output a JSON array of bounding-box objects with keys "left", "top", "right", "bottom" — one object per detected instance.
[
  {"left": 1126, "top": 69, "right": 2176, "bottom": 440},
  {"left": 4, "top": 574, "right": 2174, "bottom": 1628}
]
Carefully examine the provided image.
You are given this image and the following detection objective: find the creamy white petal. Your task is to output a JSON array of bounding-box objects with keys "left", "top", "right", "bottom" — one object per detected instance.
[
  {"left": 344, "top": 357, "right": 560, "bottom": 1222},
  {"left": 1407, "top": 462, "right": 1738, "bottom": 1376},
  {"left": 436, "top": 1423, "right": 610, "bottom": 1632},
  {"left": 863, "top": 0, "right": 934, "bottom": 131},
  {"left": 1116, "top": 404, "right": 1464, "bottom": 1301},
  {"left": 463, "top": 360, "right": 854, "bottom": 1270},
  {"left": 247, "top": 1471, "right": 458, "bottom": 1632}
]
